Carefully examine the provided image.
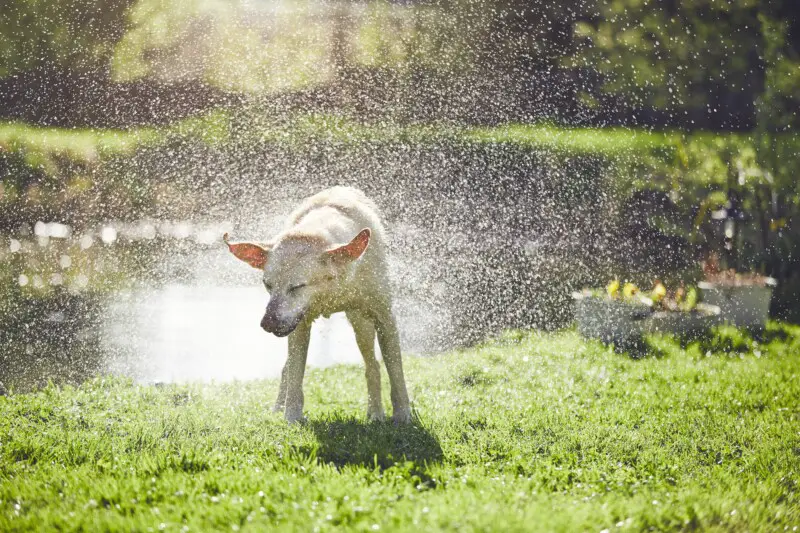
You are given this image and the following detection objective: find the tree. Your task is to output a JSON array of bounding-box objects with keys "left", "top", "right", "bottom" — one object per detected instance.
[
  {"left": 0, "top": 0, "right": 135, "bottom": 76},
  {"left": 571, "top": 0, "right": 799, "bottom": 129}
]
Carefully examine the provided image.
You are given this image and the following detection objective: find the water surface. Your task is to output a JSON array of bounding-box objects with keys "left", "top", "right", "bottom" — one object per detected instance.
[{"left": 103, "top": 284, "right": 366, "bottom": 384}]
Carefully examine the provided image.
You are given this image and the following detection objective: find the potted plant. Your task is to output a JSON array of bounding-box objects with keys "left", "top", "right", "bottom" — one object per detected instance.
[
  {"left": 646, "top": 281, "right": 721, "bottom": 337},
  {"left": 573, "top": 280, "right": 653, "bottom": 348},
  {"left": 574, "top": 280, "right": 722, "bottom": 347},
  {"left": 699, "top": 254, "right": 776, "bottom": 330}
]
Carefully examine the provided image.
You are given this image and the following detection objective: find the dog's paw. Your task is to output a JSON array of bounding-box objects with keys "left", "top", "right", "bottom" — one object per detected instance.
[
  {"left": 391, "top": 409, "right": 412, "bottom": 424},
  {"left": 284, "top": 411, "right": 306, "bottom": 424},
  {"left": 367, "top": 409, "right": 386, "bottom": 423}
]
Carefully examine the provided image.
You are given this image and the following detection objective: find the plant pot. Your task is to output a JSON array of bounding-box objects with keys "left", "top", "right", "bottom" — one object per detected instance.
[
  {"left": 698, "top": 279, "right": 775, "bottom": 329},
  {"left": 574, "top": 292, "right": 723, "bottom": 350},
  {"left": 573, "top": 292, "right": 651, "bottom": 347},
  {"left": 644, "top": 308, "right": 721, "bottom": 338}
]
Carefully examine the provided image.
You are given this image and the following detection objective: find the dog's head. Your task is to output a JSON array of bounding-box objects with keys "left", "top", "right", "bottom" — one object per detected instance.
[{"left": 224, "top": 229, "right": 370, "bottom": 337}]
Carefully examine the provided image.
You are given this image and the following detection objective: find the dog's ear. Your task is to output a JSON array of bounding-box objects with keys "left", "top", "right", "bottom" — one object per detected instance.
[
  {"left": 326, "top": 228, "right": 371, "bottom": 264},
  {"left": 223, "top": 233, "right": 271, "bottom": 269}
]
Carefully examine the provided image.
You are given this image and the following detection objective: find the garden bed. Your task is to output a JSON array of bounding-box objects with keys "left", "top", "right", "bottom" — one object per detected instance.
[
  {"left": 573, "top": 290, "right": 721, "bottom": 348},
  {"left": 572, "top": 275, "right": 780, "bottom": 347},
  {"left": 575, "top": 275, "right": 776, "bottom": 348}
]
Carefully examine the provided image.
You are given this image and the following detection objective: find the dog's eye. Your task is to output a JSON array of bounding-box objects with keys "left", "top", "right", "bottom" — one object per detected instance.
[{"left": 288, "top": 283, "right": 306, "bottom": 293}]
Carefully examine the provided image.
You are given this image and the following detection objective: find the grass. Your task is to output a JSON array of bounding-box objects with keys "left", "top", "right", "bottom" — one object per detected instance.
[
  {"left": 2, "top": 324, "right": 799, "bottom": 531},
  {"left": 462, "top": 123, "right": 680, "bottom": 157},
  {"left": 4, "top": 112, "right": 798, "bottom": 196},
  {"left": 0, "top": 112, "right": 761, "bottom": 164},
  {"left": 0, "top": 112, "right": 232, "bottom": 172},
  {"left": 0, "top": 121, "right": 160, "bottom": 169}
]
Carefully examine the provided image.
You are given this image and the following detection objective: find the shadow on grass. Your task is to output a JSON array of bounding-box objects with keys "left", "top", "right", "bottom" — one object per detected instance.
[{"left": 302, "top": 414, "right": 443, "bottom": 470}]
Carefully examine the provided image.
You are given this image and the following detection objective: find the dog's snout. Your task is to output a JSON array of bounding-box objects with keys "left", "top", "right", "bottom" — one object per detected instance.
[
  {"left": 260, "top": 307, "right": 278, "bottom": 332},
  {"left": 260, "top": 302, "right": 303, "bottom": 336},
  {"left": 261, "top": 317, "right": 298, "bottom": 337}
]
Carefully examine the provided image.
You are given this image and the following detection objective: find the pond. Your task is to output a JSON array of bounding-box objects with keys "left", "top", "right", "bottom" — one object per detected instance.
[{"left": 0, "top": 221, "right": 426, "bottom": 392}]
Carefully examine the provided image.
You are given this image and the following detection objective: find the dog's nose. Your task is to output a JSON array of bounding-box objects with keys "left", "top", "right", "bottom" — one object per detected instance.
[
  {"left": 260, "top": 311, "right": 276, "bottom": 333},
  {"left": 261, "top": 307, "right": 290, "bottom": 335}
]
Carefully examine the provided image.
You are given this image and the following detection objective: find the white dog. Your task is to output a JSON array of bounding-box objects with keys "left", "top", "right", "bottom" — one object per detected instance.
[{"left": 224, "top": 187, "right": 411, "bottom": 423}]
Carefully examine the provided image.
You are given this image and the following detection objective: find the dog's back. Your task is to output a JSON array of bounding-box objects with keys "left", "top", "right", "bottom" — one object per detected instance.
[{"left": 285, "top": 186, "right": 388, "bottom": 258}]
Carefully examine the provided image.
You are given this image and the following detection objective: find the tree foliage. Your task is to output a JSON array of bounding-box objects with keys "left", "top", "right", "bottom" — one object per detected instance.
[
  {"left": 0, "top": 0, "right": 135, "bottom": 76},
  {"left": 0, "top": 0, "right": 797, "bottom": 128},
  {"left": 572, "top": 0, "right": 799, "bottom": 129}
]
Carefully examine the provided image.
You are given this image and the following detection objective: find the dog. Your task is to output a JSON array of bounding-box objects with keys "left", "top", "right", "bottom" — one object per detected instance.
[{"left": 224, "top": 187, "right": 411, "bottom": 423}]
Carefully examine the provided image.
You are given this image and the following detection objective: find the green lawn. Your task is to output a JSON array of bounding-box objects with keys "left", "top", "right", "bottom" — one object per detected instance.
[
  {"left": 0, "top": 113, "right": 679, "bottom": 159},
  {"left": 2, "top": 324, "right": 799, "bottom": 532},
  {"left": 462, "top": 123, "right": 679, "bottom": 157},
  {"left": 5, "top": 113, "right": 799, "bottom": 197}
]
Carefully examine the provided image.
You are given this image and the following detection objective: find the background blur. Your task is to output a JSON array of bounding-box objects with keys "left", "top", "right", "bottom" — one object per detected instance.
[{"left": 1, "top": 0, "right": 798, "bottom": 390}]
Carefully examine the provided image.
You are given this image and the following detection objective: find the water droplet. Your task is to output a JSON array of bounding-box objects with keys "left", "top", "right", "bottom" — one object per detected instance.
[{"left": 101, "top": 226, "right": 118, "bottom": 245}]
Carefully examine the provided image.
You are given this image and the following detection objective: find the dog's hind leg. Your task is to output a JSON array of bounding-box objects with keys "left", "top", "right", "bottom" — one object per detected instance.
[
  {"left": 374, "top": 307, "right": 411, "bottom": 424},
  {"left": 284, "top": 321, "right": 311, "bottom": 423},
  {"left": 347, "top": 311, "right": 385, "bottom": 422}
]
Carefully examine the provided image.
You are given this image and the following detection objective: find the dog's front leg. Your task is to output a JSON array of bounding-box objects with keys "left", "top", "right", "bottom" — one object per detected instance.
[
  {"left": 272, "top": 364, "right": 289, "bottom": 413},
  {"left": 283, "top": 321, "right": 311, "bottom": 423},
  {"left": 375, "top": 308, "right": 411, "bottom": 424}
]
